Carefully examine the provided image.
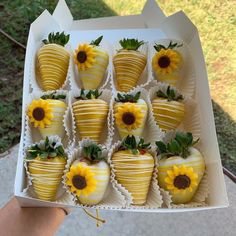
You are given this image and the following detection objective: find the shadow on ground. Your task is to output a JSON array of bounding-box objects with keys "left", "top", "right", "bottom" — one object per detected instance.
[{"left": 212, "top": 100, "right": 236, "bottom": 174}]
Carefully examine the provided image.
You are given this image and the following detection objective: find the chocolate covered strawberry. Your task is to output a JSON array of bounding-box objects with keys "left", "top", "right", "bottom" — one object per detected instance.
[
  {"left": 113, "top": 38, "right": 147, "bottom": 92},
  {"left": 74, "top": 36, "right": 109, "bottom": 89},
  {"left": 114, "top": 92, "right": 147, "bottom": 138},
  {"left": 27, "top": 92, "right": 67, "bottom": 139},
  {"left": 72, "top": 90, "right": 109, "bottom": 143},
  {"left": 152, "top": 41, "right": 183, "bottom": 86},
  {"left": 66, "top": 143, "right": 109, "bottom": 205},
  {"left": 25, "top": 137, "right": 67, "bottom": 201},
  {"left": 156, "top": 132, "right": 205, "bottom": 204},
  {"left": 37, "top": 32, "right": 70, "bottom": 91},
  {"left": 152, "top": 86, "right": 185, "bottom": 131},
  {"left": 112, "top": 135, "right": 154, "bottom": 205}
]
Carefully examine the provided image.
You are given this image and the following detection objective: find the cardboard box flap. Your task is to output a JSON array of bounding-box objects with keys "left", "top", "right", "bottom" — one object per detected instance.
[
  {"left": 142, "top": 0, "right": 166, "bottom": 27},
  {"left": 157, "top": 11, "right": 198, "bottom": 43},
  {"left": 52, "top": 0, "right": 73, "bottom": 30},
  {"left": 30, "top": 10, "right": 61, "bottom": 43}
]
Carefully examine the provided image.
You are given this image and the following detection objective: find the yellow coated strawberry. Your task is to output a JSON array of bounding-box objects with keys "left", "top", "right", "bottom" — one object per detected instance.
[
  {"left": 152, "top": 86, "right": 185, "bottom": 131},
  {"left": 25, "top": 137, "right": 67, "bottom": 201},
  {"left": 152, "top": 41, "right": 183, "bottom": 86},
  {"left": 114, "top": 92, "right": 147, "bottom": 138},
  {"left": 113, "top": 38, "right": 147, "bottom": 92},
  {"left": 37, "top": 32, "right": 70, "bottom": 91},
  {"left": 112, "top": 136, "right": 154, "bottom": 205},
  {"left": 156, "top": 132, "right": 205, "bottom": 204},
  {"left": 66, "top": 144, "right": 110, "bottom": 205},
  {"left": 72, "top": 90, "right": 108, "bottom": 143},
  {"left": 27, "top": 94, "right": 67, "bottom": 139},
  {"left": 74, "top": 36, "right": 109, "bottom": 89}
]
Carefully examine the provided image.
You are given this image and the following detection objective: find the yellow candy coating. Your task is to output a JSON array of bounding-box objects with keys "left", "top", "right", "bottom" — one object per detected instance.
[
  {"left": 113, "top": 50, "right": 147, "bottom": 92},
  {"left": 158, "top": 147, "right": 205, "bottom": 204},
  {"left": 152, "top": 98, "right": 185, "bottom": 131},
  {"left": 72, "top": 99, "right": 108, "bottom": 143},
  {"left": 112, "top": 150, "right": 154, "bottom": 205},
  {"left": 37, "top": 44, "right": 70, "bottom": 91},
  {"left": 79, "top": 48, "right": 109, "bottom": 89},
  {"left": 28, "top": 156, "right": 66, "bottom": 201}
]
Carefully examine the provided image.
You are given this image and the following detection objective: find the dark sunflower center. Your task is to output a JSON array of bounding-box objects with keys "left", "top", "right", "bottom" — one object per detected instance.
[
  {"left": 77, "top": 51, "right": 87, "bottom": 63},
  {"left": 72, "top": 175, "right": 87, "bottom": 189},
  {"left": 174, "top": 175, "right": 191, "bottom": 189},
  {"left": 32, "top": 107, "right": 45, "bottom": 121},
  {"left": 158, "top": 56, "right": 170, "bottom": 68},
  {"left": 122, "top": 112, "right": 136, "bottom": 125}
]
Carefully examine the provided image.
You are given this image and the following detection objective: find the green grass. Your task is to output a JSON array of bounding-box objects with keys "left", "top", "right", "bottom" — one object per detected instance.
[{"left": 0, "top": 0, "right": 235, "bottom": 174}]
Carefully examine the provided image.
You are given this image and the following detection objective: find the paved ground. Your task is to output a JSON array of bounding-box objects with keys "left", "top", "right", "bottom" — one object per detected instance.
[{"left": 0, "top": 144, "right": 235, "bottom": 236}]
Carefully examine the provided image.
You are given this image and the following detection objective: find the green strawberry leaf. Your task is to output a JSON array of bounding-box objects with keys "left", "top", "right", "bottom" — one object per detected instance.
[
  {"left": 90, "top": 35, "right": 103, "bottom": 46},
  {"left": 115, "top": 91, "right": 141, "bottom": 103},
  {"left": 156, "top": 132, "right": 199, "bottom": 159}
]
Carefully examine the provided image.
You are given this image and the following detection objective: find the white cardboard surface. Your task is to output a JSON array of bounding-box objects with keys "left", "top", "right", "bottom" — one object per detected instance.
[{"left": 14, "top": 0, "right": 228, "bottom": 211}]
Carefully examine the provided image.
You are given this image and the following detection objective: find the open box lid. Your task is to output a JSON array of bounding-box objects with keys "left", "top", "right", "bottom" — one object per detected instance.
[{"left": 15, "top": 0, "right": 228, "bottom": 210}]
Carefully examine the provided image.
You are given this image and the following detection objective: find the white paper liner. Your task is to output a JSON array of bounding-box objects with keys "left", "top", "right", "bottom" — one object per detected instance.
[
  {"left": 108, "top": 141, "right": 163, "bottom": 208},
  {"left": 23, "top": 90, "right": 71, "bottom": 148},
  {"left": 111, "top": 87, "right": 164, "bottom": 145},
  {"left": 149, "top": 39, "right": 196, "bottom": 98},
  {"left": 70, "top": 39, "right": 112, "bottom": 91},
  {"left": 31, "top": 40, "right": 72, "bottom": 92},
  {"left": 23, "top": 136, "right": 70, "bottom": 202},
  {"left": 148, "top": 83, "right": 200, "bottom": 137},
  {"left": 70, "top": 89, "right": 112, "bottom": 147},
  {"left": 157, "top": 131, "right": 209, "bottom": 208},
  {"left": 111, "top": 41, "right": 152, "bottom": 93},
  {"left": 62, "top": 139, "right": 126, "bottom": 209}
]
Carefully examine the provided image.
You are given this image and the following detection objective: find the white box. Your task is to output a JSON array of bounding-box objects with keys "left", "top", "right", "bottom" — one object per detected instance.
[{"left": 14, "top": 0, "right": 228, "bottom": 211}]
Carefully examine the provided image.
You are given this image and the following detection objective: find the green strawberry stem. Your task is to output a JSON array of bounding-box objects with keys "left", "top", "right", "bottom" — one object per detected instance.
[
  {"left": 41, "top": 92, "right": 66, "bottom": 100},
  {"left": 119, "top": 38, "right": 145, "bottom": 51},
  {"left": 119, "top": 135, "right": 150, "bottom": 155},
  {"left": 156, "top": 86, "right": 183, "bottom": 102},
  {"left": 156, "top": 132, "right": 199, "bottom": 159},
  {"left": 42, "top": 32, "right": 70, "bottom": 47},
  {"left": 115, "top": 92, "right": 141, "bottom": 103},
  {"left": 90, "top": 35, "right": 103, "bottom": 47},
  {"left": 154, "top": 40, "right": 183, "bottom": 52},
  {"left": 75, "top": 89, "right": 102, "bottom": 100},
  {"left": 26, "top": 136, "right": 66, "bottom": 160},
  {"left": 83, "top": 144, "right": 105, "bottom": 162}
]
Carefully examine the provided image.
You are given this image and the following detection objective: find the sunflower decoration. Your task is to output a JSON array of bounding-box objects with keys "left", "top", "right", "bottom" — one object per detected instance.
[
  {"left": 74, "top": 44, "right": 97, "bottom": 71},
  {"left": 66, "top": 163, "right": 97, "bottom": 197},
  {"left": 165, "top": 165, "right": 198, "bottom": 194},
  {"left": 115, "top": 103, "right": 144, "bottom": 131},
  {"left": 152, "top": 41, "right": 183, "bottom": 75},
  {"left": 27, "top": 99, "right": 53, "bottom": 128}
]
